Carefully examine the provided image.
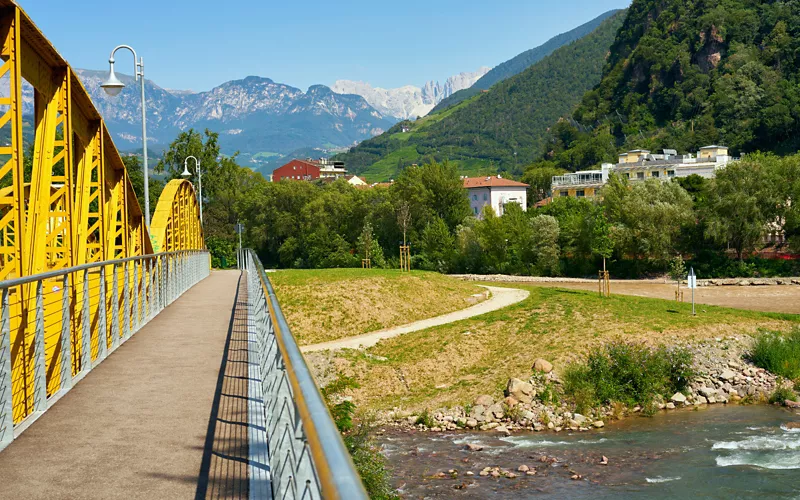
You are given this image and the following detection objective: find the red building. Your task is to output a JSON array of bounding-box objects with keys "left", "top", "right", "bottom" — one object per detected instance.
[{"left": 273, "top": 159, "right": 322, "bottom": 181}]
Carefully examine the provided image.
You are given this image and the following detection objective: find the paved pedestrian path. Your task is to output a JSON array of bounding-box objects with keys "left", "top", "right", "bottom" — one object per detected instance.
[
  {"left": 0, "top": 270, "right": 247, "bottom": 500},
  {"left": 301, "top": 285, "right": 530, "bottom": 352}
]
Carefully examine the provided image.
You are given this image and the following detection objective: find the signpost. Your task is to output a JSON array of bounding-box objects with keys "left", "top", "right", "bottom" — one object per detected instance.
[{"left": 687, "top": 267, "right": 697, "bottom": 316}]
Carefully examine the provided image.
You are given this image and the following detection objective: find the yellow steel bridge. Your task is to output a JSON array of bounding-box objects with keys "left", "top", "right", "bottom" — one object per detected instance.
[{"left": 0, "top": 1, "right": 205, "bottom": 425}]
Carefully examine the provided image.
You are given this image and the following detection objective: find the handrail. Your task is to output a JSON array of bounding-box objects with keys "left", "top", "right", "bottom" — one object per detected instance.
[
  {"left": 0, "top": 250, "right": 205, "bottom": 289},
  {"left": 244, "top": 249, "right": 368, "bottom": 500}
]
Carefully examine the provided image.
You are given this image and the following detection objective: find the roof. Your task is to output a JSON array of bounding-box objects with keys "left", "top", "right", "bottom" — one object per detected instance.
[
  {"left": 700, "top": 145, "right": 727, "bottom": 149},
  {"left": 463, "top": 176, "right": 529, "bottom": 189}
]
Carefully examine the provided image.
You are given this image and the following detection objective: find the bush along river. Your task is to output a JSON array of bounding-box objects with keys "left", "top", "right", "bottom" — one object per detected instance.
[{"left": 379, "top": 405, "right": 800, "bottom": 499}]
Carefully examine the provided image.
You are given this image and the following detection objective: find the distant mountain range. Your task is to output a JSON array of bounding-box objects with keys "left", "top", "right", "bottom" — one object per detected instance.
[
  {"left": 332, "top": 10, "right": 627, "bottom": 181},
  {"left": 332, "top": 67, "right": 490, "bottom": 120},
  {"left": 60, "top": 70, "right": 392, "bottom": 169},
  {"left": 432, "top": 9, "right": 621, "bottom": 113}
]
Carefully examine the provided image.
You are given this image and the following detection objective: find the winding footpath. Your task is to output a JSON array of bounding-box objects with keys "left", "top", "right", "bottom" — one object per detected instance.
[{"left": 301, "top": 285, "right": 529, "bottom": 352}]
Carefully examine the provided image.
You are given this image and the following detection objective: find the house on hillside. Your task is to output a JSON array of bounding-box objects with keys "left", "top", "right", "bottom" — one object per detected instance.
[
  {"left": 551, "top": 145, "right": 738, "bottom": 199},
  {"left": 463, "top": 175, "right": 529, "bottom": 218},
  {"left": 273, "top": 158, "right": 347, "bottom": 182},
  {"left": 345, "top": 175, "right": 367, "bottom": 187}
]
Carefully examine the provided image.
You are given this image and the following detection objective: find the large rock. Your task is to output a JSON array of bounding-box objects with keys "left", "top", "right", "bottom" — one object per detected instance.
[
  {"left": 475, "top": 395, "right": 494, "bottom": 406},
  {"left": 698, "top": 387, "right": 717, "bottom": 399},
  {"left": 572, "top": 413, "right": 588, "bottom": 425},
  {"left": 506, "top": 378, "right": 534, "bottom": 404},
  {"left": 671, "top": 392, "right": 687, "bottom": 404},
  {"left": 532, "top": 359, "right": 554, "bottom": 374},
  {"left": 487, "top": 403, "right": 505, "bottom": 420},
  {"left": 469, "top": 405, "right": 486, "bottom": 420},
  {"left": 719, "top": 369, "right": 737, "bottom": 381}
]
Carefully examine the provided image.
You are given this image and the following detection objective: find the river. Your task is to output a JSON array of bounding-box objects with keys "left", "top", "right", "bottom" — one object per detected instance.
[{"left": 380, "top": 405, "right": 799, "bottom": 499}]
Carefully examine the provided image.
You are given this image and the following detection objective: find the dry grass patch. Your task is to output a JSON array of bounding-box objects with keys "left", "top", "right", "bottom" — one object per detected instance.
[
  {"left": 324, "top": 285, "right": 800, "bottom": 413},
  {"left": 270, "top": 269, "right": 484, "bottom": 345}
]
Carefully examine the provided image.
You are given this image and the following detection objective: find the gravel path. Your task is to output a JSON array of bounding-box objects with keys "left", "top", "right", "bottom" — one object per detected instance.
[{"left": 301, "top": 285, "right": 530, "bottom": 352}]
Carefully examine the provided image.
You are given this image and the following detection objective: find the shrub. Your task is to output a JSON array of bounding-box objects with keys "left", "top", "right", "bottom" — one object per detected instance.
[
  {"left": 414, "top": 409, "right": 436, "bottom": 428},
  {"left": 322, "top": 375, "right": 398, "bottom": 499},
  {"left": 769, "top": 386, "right": 798, "bottom": 405},
  {"left": 563, "top": 342, "right": 695, "bottom": 410},
  {"left": 748, "top": 329, "right": 800, "bottom": 381}
]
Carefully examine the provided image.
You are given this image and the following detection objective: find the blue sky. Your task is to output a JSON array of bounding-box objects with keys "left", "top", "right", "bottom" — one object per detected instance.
[{"left": 17, "top": 0, "right": 629, "bottom": 92}]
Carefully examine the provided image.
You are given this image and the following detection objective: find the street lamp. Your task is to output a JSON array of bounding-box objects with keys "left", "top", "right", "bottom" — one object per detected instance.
[
  {"left": 181, "top": 156, "right": 203, "bottom": 224},
  {"left": 101, "top": 45, "right": 151, "bottom": 229}
]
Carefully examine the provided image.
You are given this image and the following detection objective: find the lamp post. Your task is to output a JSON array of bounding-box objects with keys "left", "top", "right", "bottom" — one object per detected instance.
[
  {"left": 181, "top": 156, "right": 203, "bottom": 224},
  {"left": 100, "top": 45, "right": 151, "bottom": 229}
]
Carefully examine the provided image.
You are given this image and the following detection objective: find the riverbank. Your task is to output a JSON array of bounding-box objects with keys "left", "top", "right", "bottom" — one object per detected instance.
[{"left": 378, "top": 334, "right": 797, "bottom": 435}]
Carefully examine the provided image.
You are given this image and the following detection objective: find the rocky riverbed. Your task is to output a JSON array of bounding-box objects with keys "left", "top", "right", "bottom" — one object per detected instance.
[{"left": 381, "top": 335, "right": 797, "bottom": 434}]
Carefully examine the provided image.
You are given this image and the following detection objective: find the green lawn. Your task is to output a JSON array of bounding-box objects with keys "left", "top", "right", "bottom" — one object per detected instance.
[
  {"left": 270, "top": 269, "right": 484, "bottom": 345},
  {"left": 326, "top": 284, "right": 800, "bottom": 412}
]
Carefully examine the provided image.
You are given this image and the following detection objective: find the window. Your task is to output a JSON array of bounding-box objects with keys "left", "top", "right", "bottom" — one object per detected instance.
[
  {"left": 483, "top": 193, "right": 488, "bottom": 201},
  {"left": 560, "top": 191, "right": 568, "bottom": 197},
  {"left": 637, "top": 172, "right": 645, "bottom": 179},
  {"left": 668, "top": 170, "right": 675, "bottom": 178},
  {"left": 652, "top": 171, "right": 660, "bottom": 178},
  {"left": 473, "top": 194, "right": 477, "bottom": 201},
  {"left": 576, "top": 190, "right": 585, "bottom": 198},
  {"left": 626, "top": 173, "right": 631, "bottom": 179},
  {"left": 473, "top": 207, "right": 478, "bottom": 214}
]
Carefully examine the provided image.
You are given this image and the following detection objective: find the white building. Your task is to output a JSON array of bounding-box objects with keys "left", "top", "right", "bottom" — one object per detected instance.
[
  {"left": 345, "top": 175, "right": 367, "bottom": 186},
  {"left": 552, "top": 146, "right": 738, "bottom": 199},
  {"left": 463, "top": 176, "right": 529, "bottom": 217}
]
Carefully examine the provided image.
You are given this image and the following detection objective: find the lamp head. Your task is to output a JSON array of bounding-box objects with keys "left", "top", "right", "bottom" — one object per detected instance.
[
  {"left": 101, "top": 63, "right": 125, "bottom": 97},
  {"left": 181, "top": 164, "right": 191, "bottom": 177}
]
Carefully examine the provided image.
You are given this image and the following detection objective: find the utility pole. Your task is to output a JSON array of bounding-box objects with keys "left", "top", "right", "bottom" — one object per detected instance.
[{"left": 688, "top": 267, "right": 697, "bottom": 316}]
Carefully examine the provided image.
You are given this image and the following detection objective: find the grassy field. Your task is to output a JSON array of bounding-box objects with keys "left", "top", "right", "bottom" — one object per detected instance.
[
  {"left": 312, "top": 284, "right": 800, "bottom": 413},
  {"left": 269, "top": 269, "right": 484, "bottom": 346}
]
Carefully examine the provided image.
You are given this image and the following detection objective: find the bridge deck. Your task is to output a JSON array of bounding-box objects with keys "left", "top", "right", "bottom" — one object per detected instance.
[{"left": 0, "top": 270, "right": 249, "bottom": 499}]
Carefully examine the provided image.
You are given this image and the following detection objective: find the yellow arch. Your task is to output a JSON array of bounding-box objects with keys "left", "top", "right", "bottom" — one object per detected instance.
[{"left": 150, "top": 179, "right": 206, "bottom": 253}]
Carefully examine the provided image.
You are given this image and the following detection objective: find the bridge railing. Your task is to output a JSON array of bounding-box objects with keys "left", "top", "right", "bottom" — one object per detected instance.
[
  {"left": 244, "top": 249, "right": 368, "bottom": 500},
  {"left": 0, "top": 250, "right": 210, "bottom": 452}
]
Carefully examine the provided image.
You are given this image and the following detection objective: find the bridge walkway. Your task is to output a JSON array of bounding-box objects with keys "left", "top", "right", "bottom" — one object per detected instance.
[{"left": 0, "top": 270, "right": 251, "bottom": 499}]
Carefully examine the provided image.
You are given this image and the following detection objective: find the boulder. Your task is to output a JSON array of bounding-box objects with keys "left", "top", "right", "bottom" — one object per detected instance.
[
  {"left": 665, "top": 402, "right": 676, "bottom": 410},
  {"left": 506, "top": 378, "right": 534, "bottom": 404},
  {"left": 533, "top": 359, "right": 554, "bottom": 374},
  {"left": 504, "top": 396, "right": 519, "bottom": 408},
  {"left": 784, "top": 422, "right": 800, "bottom": 429},
  {"left": 469, "top": 405, "right": 486, "bottom": 420},
  {"left": 572, "top": 413, "right": 588, "bottom": 425},
  {"left": 719, "top": 369, "right": 736, "bottom": 381},
  {"left": 786, "top": 400, "right": 800, "bottom": 409},
  {"left": 670, "top": 392, "right": 687, "bottom": 404},
  {"left": 466, "top": 419, "right": 479, "bottom": 428},
  {"left": 475, "top": 395, "right": 494, "bottom": 406},
  {"left": 487, "top": 403, "right": 505, "bottom": 420},
  {"left": 592, "top": 420, "right": 605, "bottom": 428},
  {"left": 698, "top": 387, "right": 717, "bottom": 399}
]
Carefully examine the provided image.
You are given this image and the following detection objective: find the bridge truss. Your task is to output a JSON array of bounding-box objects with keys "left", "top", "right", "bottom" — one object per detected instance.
[{"left": 0, "top": 2, "right": 206, "bottom": 428}]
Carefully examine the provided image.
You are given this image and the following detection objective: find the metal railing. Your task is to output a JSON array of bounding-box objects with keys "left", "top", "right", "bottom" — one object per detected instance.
[
  {"left": 552, "top": 172, "right": 604, "bottom": 187},
  {"left": 244, "top": 249, "right": 367, "bottom": 500},
  {"left": 0, "top": 250, "right": 210, "bottom": 452}
]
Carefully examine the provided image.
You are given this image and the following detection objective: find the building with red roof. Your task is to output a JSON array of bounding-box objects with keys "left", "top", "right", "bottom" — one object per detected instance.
[{"left": 463, "top": 175, "right": 529, "bottom": 217}]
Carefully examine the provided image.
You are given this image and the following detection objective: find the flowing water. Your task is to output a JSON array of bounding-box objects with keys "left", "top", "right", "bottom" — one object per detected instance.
[{"left": 380, "top": 405, "right": 800, "bottom": 499}]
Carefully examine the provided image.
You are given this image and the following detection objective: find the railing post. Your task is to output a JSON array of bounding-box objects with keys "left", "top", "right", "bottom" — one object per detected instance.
[
  {"left": 80, "top": 269, "right": 91, "bottom": 374},
  {"left": 33, "top": 280, "right": 47, "bottom": 412},
  {"left": 97, "top": 266, "right": 107, "bottom": 363},
  {"left": 143, "top": 259, "right": 150, "bottom": 324},
  {"left": 0, "top": 288, "right": 12, "bottom": 449},
  {"left": 123, "top": 262, "right": 130, "bottom": 341},
  {"left": 111, "top": 263, "right": 120, "bottom": 351},
  {"left": 59, "top": 274, "right": 72, "bottom": 391},
  {"left": 133, "top": 260, "right": 140, "bottom": 334}
]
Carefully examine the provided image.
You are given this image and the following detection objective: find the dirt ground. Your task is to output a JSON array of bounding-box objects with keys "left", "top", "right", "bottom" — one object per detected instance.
[{"left": 526, "top": 280, "right": 800, "bottom": 314}]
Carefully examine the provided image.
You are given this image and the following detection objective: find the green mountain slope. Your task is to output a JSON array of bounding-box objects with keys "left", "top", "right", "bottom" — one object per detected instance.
[
  {"left": 334, "top": 11, "right": 626, "bottom": 182},
  {"left": 432, "top": 9, "right": 621, "bottom": 113},
  {"left": 540, "top": 0, "right": 800, "bottom": 173}
]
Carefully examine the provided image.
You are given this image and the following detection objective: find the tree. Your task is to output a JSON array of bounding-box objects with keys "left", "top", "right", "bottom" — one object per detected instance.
[
  {"left": 521, "top": 162, "right": 566, "bottom": 201},
  {"left": 591, "top": 212, "right": 614, "bottom": 273},
  {"left": 530, "top": 215, "right": 561, "bottom": 275},
  {"left": 396, "top": 201, "right": 411, "bottom": 246},
  {"left": 704, "top": 155, "right": 780, "bottom": 260},
  {"left": 603, "top": 175, "right": 694, "bottom": 265}
]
